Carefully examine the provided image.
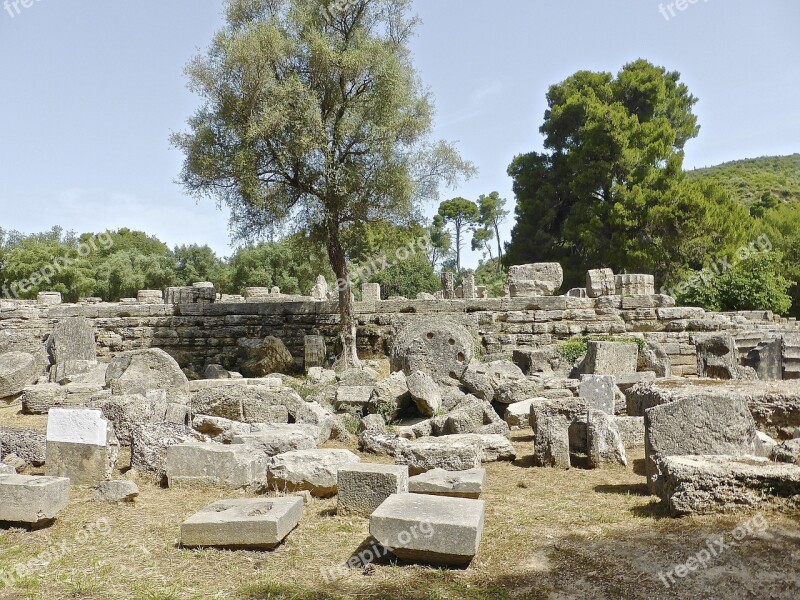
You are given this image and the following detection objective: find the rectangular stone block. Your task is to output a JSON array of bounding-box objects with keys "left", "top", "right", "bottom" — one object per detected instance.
[
  {"left": 0, "top": 474, "right": 70, "bottom": 526},
  {"left": 45, "top": 408, "right": 119, "bottom": 486},
  {"left": 579, "top": 375, "right": 616, "bottom": 415},
  {"left": 362, "top": 283, "right": 382, "bottom": 303},
  {"left": 370, "top": 494, "right": 485, "bottom": 566},
  {"left": 166, "top": 443, "right": 267, "bottom": 489},
  {"left": 409, "top": 468, "right": 485, "bottom": 499},
  {"left": 586, "top": 268, "right": 615, "bottom": 298},
  {"left": 584, "top": 341, "right": 638, "bottom": 375},
  {"left": 337, "top": 463, "right": 409, "bottom": 517},
  {"left": 181, "top": 497, "right": 303, "bottom": 549}
]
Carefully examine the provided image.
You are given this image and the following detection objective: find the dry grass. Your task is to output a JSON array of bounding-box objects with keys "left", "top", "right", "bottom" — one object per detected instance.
[{"left": 2, "top": 409, "right": 800, "bottom": 599}]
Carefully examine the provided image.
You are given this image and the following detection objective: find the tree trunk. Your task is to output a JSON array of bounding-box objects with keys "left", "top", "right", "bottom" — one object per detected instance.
[
  {"left": 455, "top": 223, "right": 462, "bottom": 272},
  {"left": 327, "top": 223, "right": 360, "bottom": 369},
  {"left": 494, "top": 222, "right": 503, "bottom": 262}
]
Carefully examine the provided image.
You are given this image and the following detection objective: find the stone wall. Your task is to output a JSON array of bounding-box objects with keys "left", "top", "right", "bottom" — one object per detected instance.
[{"left": 1, "top": 294, "right": 797, "bottom": 376}]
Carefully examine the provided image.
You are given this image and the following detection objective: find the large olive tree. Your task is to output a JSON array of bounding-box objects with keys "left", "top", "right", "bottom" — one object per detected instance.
[{"left": 173, "top": 0, "right": 472, "bottom": 366}]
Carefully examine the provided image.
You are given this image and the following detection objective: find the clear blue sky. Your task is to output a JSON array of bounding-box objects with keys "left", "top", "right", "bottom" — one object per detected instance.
[{"left": 1, "top": 1, "right": 798, "bottom": 268}]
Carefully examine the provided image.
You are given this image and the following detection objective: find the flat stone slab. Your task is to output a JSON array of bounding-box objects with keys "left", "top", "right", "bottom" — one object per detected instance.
[
  {"left": 337, "top": 463, "right": 409, "bottom": 517},
  {"left": 659, "top": 455, "right": 800, "bottom": 517},
  {"left": 181, "top": 497, "right": 303, "bottom": 549},
  {"left": 370, "top": 494, "right": 485, "bottom": 566},
  {"left": 409, "top": 468, "right": 486, "bottom": 499},
  {"left": 0, "top": 474, "right": 70, "bottom": 526},
  {"left": 232, "top": 425, "right": 318, "bottom": 456},
  {"left": 166, "top": 443, "right": 267, "bottom": 490},
  {"left": 268, "top": 449, "right": 361, "bottom": 497}
]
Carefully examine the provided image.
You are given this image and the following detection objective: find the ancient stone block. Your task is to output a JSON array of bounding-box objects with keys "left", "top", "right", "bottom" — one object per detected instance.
[
  {"left": 93, "top": 480, "right": 139, "bottom": 503},
  {"left": 659, "top": 455, "right": 800, "bottom": 516},
  {"left": 335, "top": 386, "right": 374, "bottom": 410},
  {"left": 586, "top": 409, "right": 628, "bottom": 468},
  {"left": 0, "top": 351, "right": 40, "bottom": 399},
  {"left": 586, "top": 269, "right": 615, "bottom": 298},
  {"left": 395, "top": 440, "right": 481, "bottom": 475},
  {"left": 105, "top": 348, "right": 189, "bottom": 397},
  {"left": 370, "top": 494, "right": 485, "bottom": 566},
  {"left": 746, "top": 337, "right": 783, "bottom": 381},
  {"left": 507, "top": 263, "right": 563, "bottom": 297},
  {"left": 584, "top": 341, "right": 638, "bottom": 375},
  {"left": 304, "top": 335, "right": 327, "bottom": 372},
  {"left": 45, "top": 408, "right": 120, "bottom": 486},
  {"left": 0, "top": 474, "right": 70, "bottom": 526},
  {"left": 578, "top": 375, "right": 616, "bottom": 415},
  {"left": 239, "top": 336, "right": 295, "bottom": 377},
  {"left": 268, "top": 449, "right": 360, "bottom": 497},
  {"left": 337, "top": 463, "right": 409, "bottom": 516},
  {"left": 166, "top": 443, "right": 268, "bottom": 490},
  {"left": 232, "top": 425, "right": 318, "bottom": 456},
  {"left": 362, "top": 283, "right": 382, "bottom": 303},
  {"left": 0, "top": 426, "right": 46, "bottom": 467},
  {"left": 409, "top": 468, "right": 485, "bottom": 499},
  {"left": 614, "top": 274, "right": 655, "bottom": 297},
  {"left": 130, "top": 423, "right": 207, "bottom": 483},
  {"left": 406, "top": 371, "right": 442, "bottom": 417},
  {"left": 181, "top": 497, "right": 303, "bottom": 549},
  {"left": 644, "top": 394, "right": 759, "bottom": 496}
]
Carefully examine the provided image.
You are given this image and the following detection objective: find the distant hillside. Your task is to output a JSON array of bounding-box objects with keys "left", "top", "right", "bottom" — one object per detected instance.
[{"left": 686, "top": 154, "right": 800, "bottom": 206}]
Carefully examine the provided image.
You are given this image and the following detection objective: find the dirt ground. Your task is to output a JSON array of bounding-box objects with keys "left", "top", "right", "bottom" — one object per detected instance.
[{"left": 1, "top": 403, "right": 799, "bottom": 600}]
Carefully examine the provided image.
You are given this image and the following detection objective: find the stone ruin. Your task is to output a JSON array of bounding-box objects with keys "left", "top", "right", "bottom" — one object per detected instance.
[{"left": 1, "top": 262, "right": 800, "bottom": 562}]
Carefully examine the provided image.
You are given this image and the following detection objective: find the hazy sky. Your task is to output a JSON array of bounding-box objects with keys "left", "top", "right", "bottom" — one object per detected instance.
[{"left": 1, "top": 1, "right": 798, "bottom": 268}]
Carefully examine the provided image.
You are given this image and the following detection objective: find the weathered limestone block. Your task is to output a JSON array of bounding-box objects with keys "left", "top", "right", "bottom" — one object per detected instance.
[
  {"left": 695, "top": 333, "right": 749, "bottom": 380},
  {"left": 130, "top": 423, "right": 207, "bottom": 483},
  {"left": 641, "top": 339, "right": 672, "bottom": 378},
  {"left": 586, "top": 409, "right": 628, "bottom": 468},
  {"left": 0, "top": 474, "right": 70, "bottom": 526},
  {"left": 239, "top": 336, "right": 296, "bottom": 377},
  {"left": 337, "top": 463, "right": 409, "bottom": 516},
  {"left": 166, "top": 443, "right": 268, "bottom": 490},
  {"left": 304, "top": 335, "right": 327, "bottom": 372},
  {"left": 47, "top": 316, "right": 97, "bottom": 364},
  {"left": 21, "top": 384, "right": 69, "bottom": 414},
  {"left": 584, "top": 341, "right": 638, "bottom": 375},
  {"left": 105, "top": 348, "right": 189, "bottom": 397},
  {"left": 165, "top": 283, "right": 215, "bottom": 305},
  {"left": 137, "top": 290, "right": 163, "bottom": 304},
  {"left": 268, "top": 449, "right": 360, "bottom": 497},
  {"left": 362, "top": 282, "right": 382, "bottom": 303},
  {"left": 93, "top": 480, "right": 139, "bottom": 503},
  {"left": 659, "top": 455, "right": 800, "bottom": 516},
  {"left": 644, "top": 395, "right": 758, "bottom": 496},
  {"left": 586, "top": 268, "right": 615, "bottom": 298},
  {"left": 311, "top": 275, "right": 329, "bottom": 301},
  {"left": 745, "top": 337, "right": 784, "bottom": 381},
  {"left": 45, "top": 408, "right": 120, "bottom": 486},
  {"left": 784, "top": 333, "right": 800, "bottom": 380},
  {"left": 369, "top": 371, "right": 411, "bottom": 421},
  {"left": 391, "top": 318, "right": 474, "bottom": 382},
  {"left": 0, "top": 426, "right": 46, "bottom": 467},
  {"left": 507, "top": 263, "right": 564, "bottom": 297},
  {"left": 614, "top": 274, "right": 655, "bottom": 297},
  {"left": 395, "top": 440, "right": 481, "bottom": 475},
  {"left": 335, "top": 386, "right": 374, "bottom": 411},
  {"left": 441, "top": 272, "right": 455, "bottom": 300},
  {"left": 615, "top": 416, "right": 645, "bottom": 449},
  {"left": 90, "top": 393, "right": 189, "bottom": 445},
  {"left": 0, "top": 351, "right": 40, "bottom": 399},
  {"left": 181, "top": 497, "right": 303, "bottom": 549},
  {"left": 370, "top": 494, "right": 485, "bottom": 566},
  {"left": 358, "top": 413, "right": 386, "bottom": 434},
  {"left": 529, "top": 398, "right": 587, "bottom": 469},
  {"left": 409, "top": 468, "right": 485, "bottom": 499},
  {"left": 406, "top": 371, "right": 442, "bottom": 417},
  {"left": 192, "top": 415, "right": 252, "bottom": 443},
  {"left": 37, "top": 291, "right": 62, "bottom": 305},
  {"left": 579, "top": 375, "right": 616, "bottom": 415},
  {"left": 203, "top": 364, "right": 231, "bottom": 380},
  {"left": 232, "top": 425, "right": 319, "bottom": 456},
  {"left": 358, "top": 431, "right": 409, "bottom": 456},
  {"left": 504, "top": 399, "right": 536, "bottom": 429}
]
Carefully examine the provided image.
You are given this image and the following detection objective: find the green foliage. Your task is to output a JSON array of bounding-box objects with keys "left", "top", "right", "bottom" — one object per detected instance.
[
  {"left": 476, "top": 191, "right": 509, "bottom": 260},
  {"left": 474, "top": 259, "right": 506, "bottom": 298},
  {"left": 367, "top": 253, "right": 439, "bottom": 299},
  {"left": 438, "top": 197, "right": 480, "bottom": 271},
  {"left": 687, "top": 154, "right": 800, "bottom": 207},
  {"left": 505, "top": 59, "right": 752, "bottom": 289},
  {"left": 426, "top": 215, "right": 453, "bottom": 268},
  {"left": 676, "top": 251, "right": 792, "bottom": 315}
]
